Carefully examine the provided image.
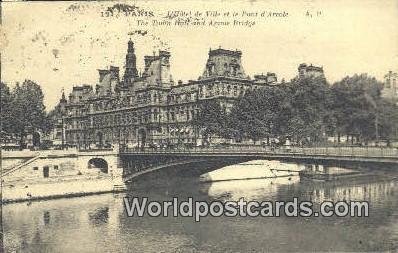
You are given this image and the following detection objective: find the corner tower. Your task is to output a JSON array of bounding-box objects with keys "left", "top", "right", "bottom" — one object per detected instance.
[
  {"left": 201, "top": 48, "right": 247, "bottom": 79},
  {"left": 123, "top": 39, "right": 139, "bottom": 86},
  {"left": 298, "top": 63, "right": 324, "bottom": 79}
]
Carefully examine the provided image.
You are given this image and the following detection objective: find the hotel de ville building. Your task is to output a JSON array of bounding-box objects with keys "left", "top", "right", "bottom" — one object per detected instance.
[{"left": 53, "top": 40, "right": 323, "bottom": 148}]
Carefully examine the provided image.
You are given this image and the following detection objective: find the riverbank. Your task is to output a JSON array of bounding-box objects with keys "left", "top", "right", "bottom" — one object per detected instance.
[
  {"left": 1, "top": 147, "right": 126, "bottom": 204},
  {"left": 1, "top": 175, "right": 126, "bottom": 204}
]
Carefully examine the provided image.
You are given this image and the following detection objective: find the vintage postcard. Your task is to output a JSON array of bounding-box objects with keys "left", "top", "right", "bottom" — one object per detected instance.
[{"left": 1, "top": 0, "right": 398, "bottom": 252}]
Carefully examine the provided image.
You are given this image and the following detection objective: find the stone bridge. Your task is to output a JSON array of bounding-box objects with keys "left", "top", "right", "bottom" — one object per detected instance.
[
  {"left": 76, "top": 149, "right": 121, "bottom": 174},
  {"left": 3, "top": 145, "right": 397, "bottom": 185},
  {"left": 119, "top": 146, "right": 398, "bottom": 182}
]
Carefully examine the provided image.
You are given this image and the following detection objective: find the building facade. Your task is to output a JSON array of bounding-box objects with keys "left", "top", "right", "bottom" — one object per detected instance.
[
  {"left": 382, "top": 70, "right": 398, "bottom": 101},
  {"left": 57, "top": 41, "right": 295, "bottom": 149},
  {"left": 298, "top": 63, "right": 325, "bottom": 79}
]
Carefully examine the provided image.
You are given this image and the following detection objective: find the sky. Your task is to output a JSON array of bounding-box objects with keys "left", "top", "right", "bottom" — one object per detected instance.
[{"left": 1, "top": 0, "right": 398, "bottom": 110}]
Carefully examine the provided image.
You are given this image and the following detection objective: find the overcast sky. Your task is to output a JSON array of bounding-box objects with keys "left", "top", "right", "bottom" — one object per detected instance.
[{"left": 1, "top": 0, "right": 398, "bottom": 110}]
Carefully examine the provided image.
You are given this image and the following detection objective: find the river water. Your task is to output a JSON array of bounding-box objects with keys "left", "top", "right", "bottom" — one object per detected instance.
[{"left": 3, "top": 160, "right": 398, "bottom": 252}]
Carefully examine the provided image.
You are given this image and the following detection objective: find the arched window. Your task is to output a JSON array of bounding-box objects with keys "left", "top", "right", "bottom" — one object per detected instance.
[{"left": 227, "top": 85, "right": 231, "bottom": 94}]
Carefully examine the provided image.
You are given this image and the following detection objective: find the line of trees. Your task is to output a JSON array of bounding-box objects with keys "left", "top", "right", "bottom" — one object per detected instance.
[
  {"left": 1, "top": 80, "right": 51, "bottom": 147},
  {"left": 194, "top": 74, "right": 398, "bottom": 146}
]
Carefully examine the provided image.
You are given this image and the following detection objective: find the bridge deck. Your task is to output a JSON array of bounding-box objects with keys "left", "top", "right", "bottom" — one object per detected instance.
[{"left": 120, "top": 146, "right": 398, "bottom": 164}]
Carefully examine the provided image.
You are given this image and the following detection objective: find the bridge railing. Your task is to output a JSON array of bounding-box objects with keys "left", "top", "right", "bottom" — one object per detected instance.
[
  {"left": 289, "top": 146, "right": 398, "bottom": 158},
  {"left": 121, "top": 145, "right": 398, "bottom": 158},
  {"left": 78, "top": 148, "right": 114, "bottom": 152}
]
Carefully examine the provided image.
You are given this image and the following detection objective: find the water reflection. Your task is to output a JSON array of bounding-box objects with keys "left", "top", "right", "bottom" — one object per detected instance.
[
  {"left": 302, "top": 180, "right": 397, "bottom": 204},
  {"left": 204, "top": 176, "right": 300, "bottom": 201},
  {"left": 3, "top": 160, "right": 398, "bottom": 252},
  {"left": 43, "top": 211, "right": 50, "bottom": 225},
  {"left": 88, "top": 207, "right": 109, "bottom": 226}
]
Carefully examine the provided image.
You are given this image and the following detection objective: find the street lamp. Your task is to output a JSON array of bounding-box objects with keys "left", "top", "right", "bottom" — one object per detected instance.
[
  {"left": 0, "top": 102, "right": 4, "bottom": 253},
  {"left": 375, "top": 109, "right": 379, "bottom": 146},
  {"left": 61, "top": 117, "right": 65, "bottom": 150}
]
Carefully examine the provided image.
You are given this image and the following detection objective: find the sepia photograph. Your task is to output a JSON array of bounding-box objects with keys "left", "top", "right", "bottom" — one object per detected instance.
[{"left": 0, "top": 0, "right": 398, "bottom": 252}]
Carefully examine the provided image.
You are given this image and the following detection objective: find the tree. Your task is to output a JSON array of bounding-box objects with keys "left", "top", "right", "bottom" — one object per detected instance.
[
  {"left": 10, "top": 80, "right": 49, "bottom": 147},
  {"left": 286, "top": 76, "right": 333, "bottom": 144},
  {"left": 192, "top": 99, "right": 229, "bottom": 144},
  {"left": 331, "top": 74, "right": 384, "bottom": 143},
  {"left": 229, "top": 86, "right": 290, "bottom": 144},
  {"left": 0, "top": 82, "right": 13, "bottom": 136},
  {"left": 378, "top": 99, "right": 398, "bottom": 144},
  {"left": 228, "top": 77, "right": 333, "bottom": 145}
]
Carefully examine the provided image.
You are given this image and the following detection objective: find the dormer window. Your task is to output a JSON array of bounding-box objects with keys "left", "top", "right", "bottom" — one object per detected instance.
[{"left": 231, "top": 66, "right": 238, "bottom": 76}]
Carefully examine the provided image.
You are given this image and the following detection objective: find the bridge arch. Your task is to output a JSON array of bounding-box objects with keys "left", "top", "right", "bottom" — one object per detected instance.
[
  {"left": 122, "top": 157, "right": 252, "bottom": 183},
  {"left": 88, "top": 157, "right": 108, "bottom": 173}
]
